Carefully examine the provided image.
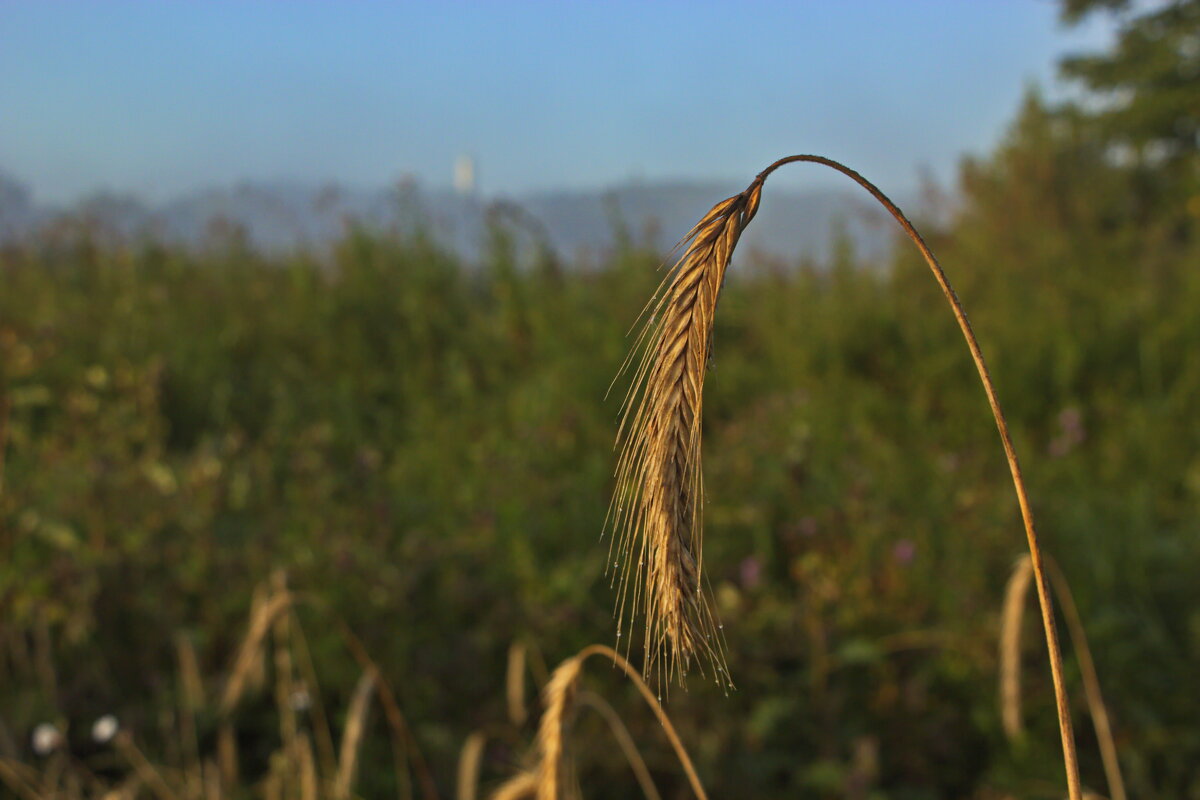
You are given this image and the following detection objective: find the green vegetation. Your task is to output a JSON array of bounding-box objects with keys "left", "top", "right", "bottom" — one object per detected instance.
[{"left": 2, "top": 3, "right": 1199, "bottom": 797}]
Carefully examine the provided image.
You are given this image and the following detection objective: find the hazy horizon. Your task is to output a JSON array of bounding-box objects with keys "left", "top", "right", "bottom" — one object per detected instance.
[{"left": 1, "top": 2, "right": 1117, "bottom": 205}]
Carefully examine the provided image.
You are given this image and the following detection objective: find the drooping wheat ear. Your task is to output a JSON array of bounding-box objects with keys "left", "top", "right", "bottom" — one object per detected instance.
[
  {"left": 1000, "top": 554, "right": 1127, "bottom": 800},
  {"left": 491, "top": 644, "right": 708, "bottom": 800},
  {"left": 457, "top": 731, "right": 487, "bottom": 800},
  {"left": 610, "top": 154, "right": 1082, "bottom": 800},
  {"left": 608, "top": 185, "right": 762, "bottom": 686},
  {"left": 1000, "top": 556, "right": 1035, "bottom": 740},
  {"left": 488, "top": 653, "right": 583, "bottom": 800},
  {"left": 535, "top": 653, "right": 585, "bottom": 800}
]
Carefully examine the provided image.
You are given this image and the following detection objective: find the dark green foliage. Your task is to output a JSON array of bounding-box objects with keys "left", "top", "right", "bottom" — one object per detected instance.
[
  {"left": 1059, "top": 0, "right": 1200, "bottom": 232},
  {"left": 3, "top": 114, "right": 1199, "bottom": 794},
  {"left": 3, "top": 6, "right": 1200, "bottom": 792}
]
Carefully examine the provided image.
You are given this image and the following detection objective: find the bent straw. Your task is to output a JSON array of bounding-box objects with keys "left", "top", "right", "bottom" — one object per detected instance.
[{"left": 752, "top": 155, "right": 1082, "bottom": 800}]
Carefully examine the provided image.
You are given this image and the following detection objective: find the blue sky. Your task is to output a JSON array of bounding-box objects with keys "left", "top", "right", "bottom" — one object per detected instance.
[{"left": 0, "top": 2, "right": 1115, "bottom": 204}]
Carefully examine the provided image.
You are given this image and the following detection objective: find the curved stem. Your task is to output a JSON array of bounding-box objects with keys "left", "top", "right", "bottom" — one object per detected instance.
[
  {"left": 1044, "top": 556, "right": 1126, "bottom": 800},
  {"left": 577, "top": 690, "right": 664, "bottom": 800},
  {"left": 294, "top": 594, "right": 437, "bottom": 800},
  {"left": 750, "top": 155, "right": 1082, "bottom": 800},
  {"left": 575, "top": 645, "right": 708, "bottom": 800}
]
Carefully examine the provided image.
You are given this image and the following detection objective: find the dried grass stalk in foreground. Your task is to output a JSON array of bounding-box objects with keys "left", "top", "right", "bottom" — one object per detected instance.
[
  {"left": 1000, "top": 556, "right": 1036, "bottom": 739},
  {"left": 608, "top": 186, "right": 762, "bottom": 686},
  {"left": 609, "top": 155, "right": 1082, "bottom": 800},
  {"left": 457, "top": 731, "right": 487, "bottom": 800},
  {"left": 490, "top": 644, "right": 707, "bottom": 800},
  {"left": 1001, "top": 555, "right": 1126, "bottom": 800}
]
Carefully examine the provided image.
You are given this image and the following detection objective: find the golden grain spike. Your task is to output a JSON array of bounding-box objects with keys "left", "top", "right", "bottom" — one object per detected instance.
[
  {"left": 490, "top": 645, "right": 708, "bottom": 800},
  {"left": 609, "top": 181, "right": 764, "bottom": 685},
  {"left": 1000, "top": 556, "right": 1035, "bottom": 739}
]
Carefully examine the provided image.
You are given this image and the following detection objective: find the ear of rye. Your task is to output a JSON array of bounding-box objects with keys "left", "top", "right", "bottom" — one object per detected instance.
[{"left": 609, "top": 183, "right": 762, "bottom": 685}]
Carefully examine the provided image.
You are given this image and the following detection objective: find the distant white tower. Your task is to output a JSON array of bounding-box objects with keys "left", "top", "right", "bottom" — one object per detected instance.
[{"left": 453, "top": 154, "right": 477, "bottom": 196}]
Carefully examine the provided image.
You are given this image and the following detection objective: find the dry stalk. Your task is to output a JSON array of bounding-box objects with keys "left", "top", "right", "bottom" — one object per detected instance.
[
  {"left": 323, "top": 609, "right": 425, "bottom": 800},
  {"left": 610, "top": 154, "right": 1083, "bottom": 800},
  {"left": 296, "top": 732, "right": 319, "bottom": 800},
  {"left": 175, "top": 634, "right": 204, "bottom": 800},
  {"left": 0, "top": 720, "right": 15, "bottom": 762},
  {"left": 491, "top": 644, "right": 706, "bottom": 800},
  {"left": 248, "top": 584, "right": 272, "bottom": 690},
  {"left": 507, "top": 643, "right": 529, "bottom": 727},
  {"left": 202, "top": 761, "right": 221, "bottom": 800},
  {"left": 101, "top": 774, "right": 145, "bottom": 800},
  {"left": 213, "top": 584, "right": 430, "bottom": 800},
  {"left": 1001, "top": 556, "right": 1036, "bottom": 739},
  {"left": 219, "top": 588, "right": 292, "bottom": 715},
  {"left": 42, "top": 753, "right": 65, "bottom": 798},
  {"left": 176, "top": 634, "right": 205, "bottom": 713},
  {"left": 286, "top": 593, "right": 432, "bottom": 799},
  {"left": 271, "top": 572, "right": 299, "bottom": 765},
  {"left": 33, "top": 610, "right": 59, "bottom": 709},
  {"left": 1045, "top": 559, "right": 1125, "bottom": 800},
  {"left": 0, "top": 757, "right": 45, "bottom": 800},
  {"left": 287, "top": 608, "right": 339, "bottom": 781},
  {"left": 457, "top": 731, "right": 487, "bottom": 800},
  {"left": 576, "top": 690, "right": 662, "bottom": 800},
  {"left": 216, "top": 583, "right": 292, "bottom": 791},
  {"left": 368, "top": 667, "right": 422, "bottom": 800},
  {"left": 490, "top": 772, "right": 538, "bottom": 800},
  {"left": 1001, "top": 554, "right": 1126, "bottom": 800},
  {"left": 334, "top": 670, "right": 377, "bottom": 800},
  {"left": 216, "top": 724, "right": 237, "bottom": 791},
  {"left": 114, "top": 733, "right": 181, "bottom": 800}
]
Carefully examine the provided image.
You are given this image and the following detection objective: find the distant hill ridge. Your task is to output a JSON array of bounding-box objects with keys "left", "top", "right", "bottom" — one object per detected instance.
[{"left": 0, "top": 171, "right": 900, "bottom": 263}]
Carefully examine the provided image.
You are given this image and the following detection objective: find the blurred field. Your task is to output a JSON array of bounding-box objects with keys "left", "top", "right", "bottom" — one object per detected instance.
[{"left": 2, "top": 91, "right": 1200, "bottom": 798}]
